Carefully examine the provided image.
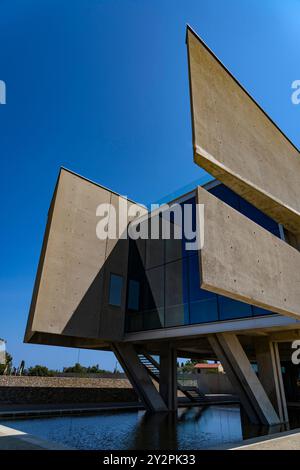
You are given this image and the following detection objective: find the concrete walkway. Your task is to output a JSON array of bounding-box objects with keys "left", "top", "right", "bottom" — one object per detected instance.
[
  {"left": 0, "top": 424, "right": 71, "bottom": 450},
  {"left": 229, "top": 428, "right": 300, "bottom": 450}
]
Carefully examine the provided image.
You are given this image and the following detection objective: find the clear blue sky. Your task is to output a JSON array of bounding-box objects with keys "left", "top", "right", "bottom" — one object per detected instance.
[{"left": 0, "top": 0, "right": 299, "bottom": 371}]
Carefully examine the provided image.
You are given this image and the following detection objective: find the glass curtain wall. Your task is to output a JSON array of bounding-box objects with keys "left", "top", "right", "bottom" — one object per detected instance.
[{"left": 125, "top": 184, "right": 281, "bottom": 332}]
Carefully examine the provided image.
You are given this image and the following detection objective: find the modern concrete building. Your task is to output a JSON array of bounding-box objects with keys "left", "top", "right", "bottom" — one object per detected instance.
[{"left": 25, "top": 26, "right": 300, "bottom": 426}]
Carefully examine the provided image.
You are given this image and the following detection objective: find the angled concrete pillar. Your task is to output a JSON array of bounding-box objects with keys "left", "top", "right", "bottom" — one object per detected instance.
[
  {"left": 255, "top": 338, "right": 288, "bottom": 423},
  {"left": 112, "top": 343, "right": 167, "bottom": 412},
  {"left": 271, "top": 342, "right": 289, "bottom": 423},
  {"left": 255, "top": 338, "right": 278, "bottom": 407},
  {"left": 159, "top": 345, "right": 177, "bottom": 410},
  {"left": 208, "top": 333, "right": 280, "bottom": 426}
]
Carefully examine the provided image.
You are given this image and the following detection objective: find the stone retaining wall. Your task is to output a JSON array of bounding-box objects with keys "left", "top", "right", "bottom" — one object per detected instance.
[{"left": 0, "top": 376, "right": 138, "bottom": 405}]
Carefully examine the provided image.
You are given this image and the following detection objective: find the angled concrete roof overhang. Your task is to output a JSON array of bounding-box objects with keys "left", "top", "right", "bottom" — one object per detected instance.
[{"left": 186, "top": 26, "right": 300, "bottom": 234}]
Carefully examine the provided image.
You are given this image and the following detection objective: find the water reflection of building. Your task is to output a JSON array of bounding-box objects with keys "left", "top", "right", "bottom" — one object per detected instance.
[{"left": 194, "top": 363, "right": 224, "bottom": 374}]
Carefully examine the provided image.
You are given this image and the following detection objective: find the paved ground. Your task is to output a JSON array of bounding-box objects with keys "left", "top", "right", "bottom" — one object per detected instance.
[
  {"left": 229, "top": 428, "right": 300, "bottom": 450},
  {"left": 0, "top": 424, "right": 71, "bottom": 450}
]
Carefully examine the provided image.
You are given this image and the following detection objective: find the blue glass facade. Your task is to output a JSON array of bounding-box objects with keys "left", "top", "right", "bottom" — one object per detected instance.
[{"left": 125, "top": 184, "right": 281, "bottom": 332}]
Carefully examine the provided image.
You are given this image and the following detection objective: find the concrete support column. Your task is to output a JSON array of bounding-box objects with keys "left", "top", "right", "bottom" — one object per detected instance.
[
  {"left": 208, "top": 333, "right": 280, "bottom": 426},
  {"left": 255, "top": 338, "right": 288, "bottom": 422},
  {"left": 159, "top": 344, "right": 177, "bottom": 410},
  {"left": 112, "top": 343, "right": 167, "bottom": 412}
]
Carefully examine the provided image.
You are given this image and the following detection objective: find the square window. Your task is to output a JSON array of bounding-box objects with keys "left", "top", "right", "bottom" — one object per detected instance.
[{"left": 109, "top": 274, "right": 123, "bottom": 307}]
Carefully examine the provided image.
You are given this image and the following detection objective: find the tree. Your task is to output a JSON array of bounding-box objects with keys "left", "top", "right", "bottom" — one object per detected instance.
[
  {"left": 27, "top": 365, "right": 55, "bottom": 377},
  {"left": 0, "top": 352, "right": 13, "bottom": 375},
  {"left": 86, "top": 364, "right": 106, "bottom": 374},
  {"left": 63, "top": 363, "right": 108, "bottom": 374},
  {"left": 63, "top": 363, "right": 86, "bottom": 374}
]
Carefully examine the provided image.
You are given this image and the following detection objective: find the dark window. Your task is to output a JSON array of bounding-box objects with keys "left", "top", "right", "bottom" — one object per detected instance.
[
  {"left": 252, "top": 306, "right": 273, "bottom": 317},
  {"left": 139, "top": 266, "right": 165, "bottom": 330},
  {"left": 209, "top": 185, "right": 240, "bottom": 210},
  {"left": 188, "top": 254, "right": 219, "bottom": 323},
  {"left": 165, "top": 259, "right": 188, "bottom": 327},
  {"left": 181, "top": 197, "right": 197, "bottom": 257},
  {"left": 146, "top": 236, "right": 164, "bottom": 269},
  {"left": 218, "top": 296, "right": 252, "bottom": 320},
  {"left": 127, "top": 280, "right": 140, "bottom": 311},
  {"left": 143, "top": 266, "right": 164, "bottom": 311},
  {"left": 109, "top": 274, "right": 123, "bottom": 307}
]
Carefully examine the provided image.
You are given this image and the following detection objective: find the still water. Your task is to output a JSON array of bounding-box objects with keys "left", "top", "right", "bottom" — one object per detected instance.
[{"left": 0, "top": 405, "right": 292, "bottom": 450}]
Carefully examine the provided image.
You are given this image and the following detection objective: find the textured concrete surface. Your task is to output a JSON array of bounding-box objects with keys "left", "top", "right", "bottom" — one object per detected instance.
[
  {"left": 25, "top": 168, "right": 147, "bottom": 347},
  {"left": 187, "top": 26, "right": 300, "bottom": 233}
]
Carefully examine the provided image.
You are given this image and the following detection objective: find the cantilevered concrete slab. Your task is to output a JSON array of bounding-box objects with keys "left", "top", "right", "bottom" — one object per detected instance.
[
  {"left": 197, "top": 186, "right": 300, "bottom": 320},
  {"left": 187, "top": 26, "right": 300, "bottom": 234},
  {"left": 25, "top": 168, "right": 146, "bottom": 347}
]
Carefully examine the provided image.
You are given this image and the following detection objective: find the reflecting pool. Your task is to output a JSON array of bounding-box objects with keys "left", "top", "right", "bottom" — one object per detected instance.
[{"left": 0, "top": 405, "right": 292, "bottom": 450}]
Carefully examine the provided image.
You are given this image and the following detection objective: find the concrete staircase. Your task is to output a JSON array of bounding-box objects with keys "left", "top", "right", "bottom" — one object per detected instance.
[{"left": 138, "top": 353, "right": 206, "bottom": 403}]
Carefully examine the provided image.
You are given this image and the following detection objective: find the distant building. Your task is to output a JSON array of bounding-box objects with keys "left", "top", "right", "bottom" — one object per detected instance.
[
  {"left": 25, "top": 26, "right": 300, "bottom": 427},
  {"left": 194, "top": 363, "right": 224, "bottom": 374},
  {"left": 0, "top": 339, "right": 6, "bottom": 365}
]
